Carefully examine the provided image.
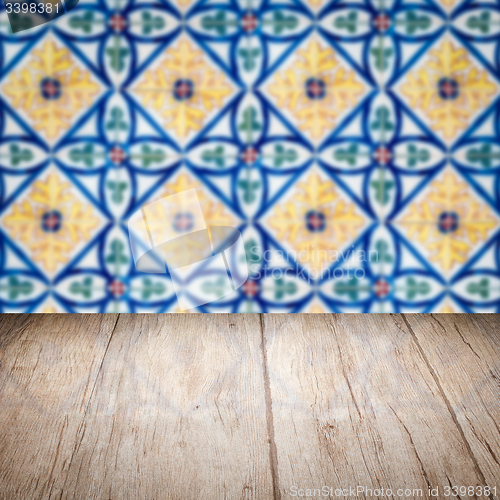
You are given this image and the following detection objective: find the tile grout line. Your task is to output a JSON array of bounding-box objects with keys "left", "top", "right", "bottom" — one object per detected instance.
[
  {"left": 400, "top": 313, "right": 493, "bottom": 500},
  {"left": 259, "top": 313, "right": 281, "bottom": 500},
  {"left": 48, "top": 313, "right": 121, "bottom": 500}
]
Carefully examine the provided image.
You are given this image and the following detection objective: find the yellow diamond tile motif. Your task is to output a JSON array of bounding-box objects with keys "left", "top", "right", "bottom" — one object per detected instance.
[
  {"left": 264, "top": 38, "right": 367, "bottom": 144},
  {"left": 396, "top": 169, "right": 499, "bottom": 273},
  {"left": 1, "top": 170, "right": 103, "bottom": 274},
  {"left": 132, "top": 38, "right": 236, "bottom": 143},
  {"left": 264, "top": 168, "right": 368, "bottom": 273},
  {"left": 398, "top": 39, "right": 499, "bottom": 142},
  {"left": 2, "top": 38, "right": 102, "bottom": 143}
]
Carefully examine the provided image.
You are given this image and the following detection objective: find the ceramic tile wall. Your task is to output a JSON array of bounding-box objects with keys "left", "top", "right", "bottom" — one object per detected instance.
[{"left": 0, "top": 0, "right": 499, "bottom": 312}]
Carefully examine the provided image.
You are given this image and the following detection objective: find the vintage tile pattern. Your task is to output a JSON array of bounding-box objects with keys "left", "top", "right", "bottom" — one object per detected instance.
[{"left": 0, "top": 0, "right": 500, "bottom": 312}]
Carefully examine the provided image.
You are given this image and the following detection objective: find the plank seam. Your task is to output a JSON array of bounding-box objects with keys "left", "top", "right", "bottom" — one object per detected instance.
[
  {"left": 401, "top": 313, "right": 493, "bottom": 500},
  {"left": 260, "top": 313, "right": 282, "bottom": 500},
  {"left": 49, "top": 314, "right": 120, "bottom": 500}
]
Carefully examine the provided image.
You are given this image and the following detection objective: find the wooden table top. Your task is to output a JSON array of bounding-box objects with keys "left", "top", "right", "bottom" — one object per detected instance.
[{"left": 0, "top": 314, "right": 499, "bottom": 499}]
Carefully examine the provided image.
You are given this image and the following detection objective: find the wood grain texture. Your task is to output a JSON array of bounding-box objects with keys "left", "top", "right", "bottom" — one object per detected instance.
[
  {"left": 0, "top": 313, "right": 499, "bottom": 500},
  {"left": 262, "top": 314, "right": 488, "bottom": 498},
  {"left": 0, "top": 314, "right": 118, "bottom": 500},
  {"left": 401, "top": 313, "right": 500, "bottom": 489},
  {"left": 55, "top": 314, "right": 273, "bottom": 500}
]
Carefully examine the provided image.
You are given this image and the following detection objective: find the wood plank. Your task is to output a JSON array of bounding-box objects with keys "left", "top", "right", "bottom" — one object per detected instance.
[
  {"left": 262, "top": 314, "right": 485, "bottom": 499},
  {"left": 401, "top": 313, "right": 500, "bottom": 490},
  {"left": 0, "top": 314, "right": 118, "bottom": 500},
  {"left": 56, "top": 314, "right": 273, "bottom": 500}
]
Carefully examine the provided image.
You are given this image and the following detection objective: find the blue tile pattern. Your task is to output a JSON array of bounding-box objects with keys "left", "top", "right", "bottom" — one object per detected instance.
[{"left": 0, "top": 0, "right": 500, "bottom": 312}]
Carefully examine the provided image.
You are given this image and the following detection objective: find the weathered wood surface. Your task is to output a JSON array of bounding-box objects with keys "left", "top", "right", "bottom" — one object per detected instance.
[
  {"left": 0, "top": 314, "right": 119, "bottom": 500},
  {"left": 51, "top": 314, "right": 273, "bottom": 500},
  {"left": 262, "top": 315, "right": 490, "bottom": 498},
  {"left": 401, "top": 314, "right": 500, "bottom": 490},
  {"left": 0, "top": 314, "right": 499, "bottom": 500}
]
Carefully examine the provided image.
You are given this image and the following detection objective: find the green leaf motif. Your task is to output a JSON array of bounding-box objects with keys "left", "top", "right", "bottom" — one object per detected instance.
[
  {"left": 106, "top": 107, "right": 128, "bottom": 131},
  {"left": 466, "top": 144, "right": 493, "bottom": 169},
  {"left": 273, "top": 144, "right": 297, "bottom": 167},
  {"left": 4, "top": 276, "right": 33, "bottom": 300},
  {"left": 238, "top": 48, "right": 261, "bottom": 71},
  {"left": 201, "top": 11, "right": 227, "bottom": 35},
  {"left": 69, "top": 11, "right": 95, "bottom": 33},
  {"left": 272, "top": 11, "right": 298, "bottom": 34},
  {"left": 243, "top": 238, "right": 261, "bottom": 264},
  {"left": 371, "top": 178, "right": 394, "bottom": 205},
  {"left": 466, "top": 12, "right": 490, "bottom": 33},
  {"left": 404, "top": 11, "right": 431, "bottom": 35},
  {"left": 334, "top": 277, "right": 360, "bottom": 301},
  {"left": 202, "top": 277, "right": 228, "bottom": 296},
  {"left": 8, "top": 13, "right": 34, "bottom": 32},
  {"left": 202, "top": 146, "right": 226, "bottom": 168},
  {"left": 70, "top": 277, "right": 93, "bottom": 299},
  {"left": 141, "top": 11, "right": 165, "bottom": 35},
  {"left": 140, "top": 278, "right": 166, "bottom": 300},
  {"left": 273, "top": 277, "right": 297, "bottom": 300},
  {"left": 405, "top": 277, "right": 430, "bottom": 300},
  {"left": 370, "top": 46, "right": 393, "bottom": 70},
  {"left": 334, "top": 12, "right": 358, "bottom": 33},
  {"left": 106, "top": 46, "right": 130, "bottom": 72},
  {"left": 407, "top": 144, "right": 430, "bottom": 167},
  {"left": 334, "top": 144, "right": 359, "bottom": 166},
  {"left": 139, "top": 145, "right": 165, "bottom": 168},
  {"left": 238, "top": 180, "right": 261, "bottom": 203},
  {"left": 373, "top": 240, "right": 393, "bottom": 263},
  {"left": 9, "top": 144, "right": 33, "bottom": 166},
  {"left": 70, "top": 144, "right": 95, "bottom": 167},
  {"left": 238, "top": 107, "right": 261, "bottom": 132},
  {"left": 371, "top": 106, "right": 394, "bottom": 132},
  {"left": 106, "top": 239, "right": 129, "bottom": 265},
  {"left": 107, "top": 181, "right": 128, "bottom": 203},
  {"left": 467, "top": 278, "right": 490, "bottom": 299}
]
